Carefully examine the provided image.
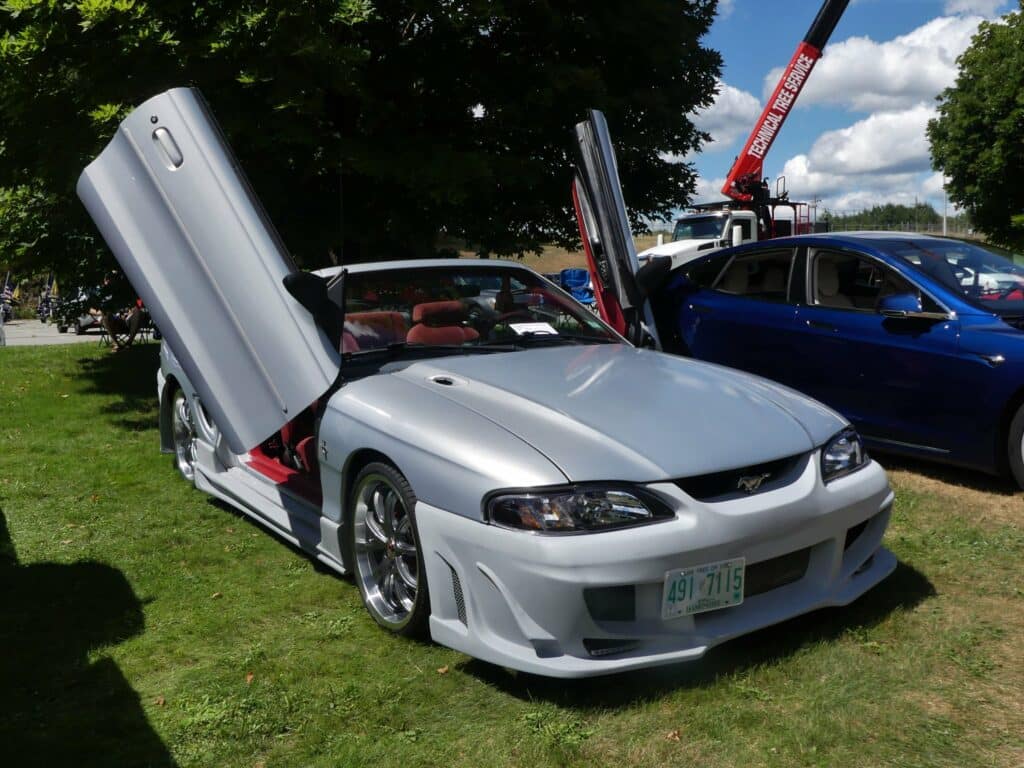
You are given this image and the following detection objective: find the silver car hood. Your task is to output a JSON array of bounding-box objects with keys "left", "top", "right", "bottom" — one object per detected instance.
[{"left": 392, "top": 344, "right": 846, "bottom": 482}]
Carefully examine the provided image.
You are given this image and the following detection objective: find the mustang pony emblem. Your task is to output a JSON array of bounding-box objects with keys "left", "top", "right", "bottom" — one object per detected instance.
[{"left": 737, "top": 473, "right": 771, "bottom": 493}]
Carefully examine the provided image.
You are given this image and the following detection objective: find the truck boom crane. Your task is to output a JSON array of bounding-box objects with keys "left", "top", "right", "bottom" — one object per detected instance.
[{"left": 722, "top": 0, "right": 849, "bottom": 202}]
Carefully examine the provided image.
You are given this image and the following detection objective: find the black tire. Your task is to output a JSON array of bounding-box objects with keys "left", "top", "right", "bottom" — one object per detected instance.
[
  {"left": 346, "top": 461, "right": 430, "bottom": 638},
  {"left": 74, "top": 320, "right": 84, "bottom": 335},
  {"left": 57, "top": 325, "right": 68, "bottom": 333},
  {"left": 1008, "top": 403, "right": 1024, "bottom": 489}
]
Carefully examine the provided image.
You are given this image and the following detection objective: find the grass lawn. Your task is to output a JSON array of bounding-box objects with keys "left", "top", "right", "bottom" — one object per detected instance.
[{"left": 1, "top": 343, "right": 1022, "bottom": 768}]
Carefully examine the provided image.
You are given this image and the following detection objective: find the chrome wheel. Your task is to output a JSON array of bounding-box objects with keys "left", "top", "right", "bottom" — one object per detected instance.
[
  {"left": 352, "top": 470, "right": 421, "bottom": 629},
  {"left": 171, "top": 389, "right": 198, "bottom": 482}
]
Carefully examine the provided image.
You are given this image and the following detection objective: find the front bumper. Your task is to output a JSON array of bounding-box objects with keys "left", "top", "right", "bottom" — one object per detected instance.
[{"left": 417, "top": 455, "right": 895, "bottom": 678}]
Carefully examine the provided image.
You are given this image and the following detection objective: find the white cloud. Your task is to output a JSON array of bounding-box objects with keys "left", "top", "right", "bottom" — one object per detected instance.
[
  {"left": 806, "top": 103, "right": 935, "bottom": 175},
  {"left": 762, "top": 15, "right": 983, "bottom": 112},
  {"left": 691, "top": 106, "right": 945, "bottom": 214},
  {"left": 717, "top": 0, "right": 735, "bottom": 19},
  {"left": 692, "top": 82, "right": 761, "bottom": 151},
  {"left": 944, "top": 0, "right": 1005, "bottom": 16}
]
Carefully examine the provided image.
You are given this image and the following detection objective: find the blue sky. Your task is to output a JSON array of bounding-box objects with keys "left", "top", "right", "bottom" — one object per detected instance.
[{"left": 688, "top": 0, "right": 1015, "bottom": 214}]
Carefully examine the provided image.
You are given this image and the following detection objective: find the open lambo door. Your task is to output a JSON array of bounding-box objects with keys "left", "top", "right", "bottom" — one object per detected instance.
[
  {"left": 78, "top": 88, "right": 340, "bottom": 454},
  {"left": 572, "top": 110, "right": 660, "bottom": 347}
]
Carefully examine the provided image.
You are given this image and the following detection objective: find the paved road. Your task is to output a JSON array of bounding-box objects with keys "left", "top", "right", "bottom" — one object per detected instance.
[{"left": 1, "top": 319, "right": 105, "bottom": 347}]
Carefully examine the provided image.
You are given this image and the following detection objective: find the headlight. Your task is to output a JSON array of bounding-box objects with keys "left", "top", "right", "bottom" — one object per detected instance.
[
  {"left": 821, "top": 427, "right": 868, "bottom": 483},
  {"left": 486, "top": 486, "right": 673, "bottom": 533}
]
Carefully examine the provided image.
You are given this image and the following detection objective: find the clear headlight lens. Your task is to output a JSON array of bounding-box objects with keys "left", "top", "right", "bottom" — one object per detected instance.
[
  {"left": 487, "top": 487, "right": 672, "bottom": 533},
  {"left": 821, "top": 427, "right": 868, "bottom": 483}
]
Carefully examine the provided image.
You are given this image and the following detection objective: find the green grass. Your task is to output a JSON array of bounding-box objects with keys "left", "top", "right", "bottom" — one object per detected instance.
[{"left": 1, "top": 344, "right": 1022, "bottom": 767}]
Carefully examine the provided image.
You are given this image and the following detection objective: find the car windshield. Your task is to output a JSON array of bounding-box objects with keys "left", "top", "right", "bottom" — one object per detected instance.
[
  {"left": 673, "top": 215, "right": 727, "bottom": 241},
  {"left": 890, "top": 239, "right": 1024, "bottom": 316},
  {"left": 342, "top": 265, "right": 619, "bottom": 355}
]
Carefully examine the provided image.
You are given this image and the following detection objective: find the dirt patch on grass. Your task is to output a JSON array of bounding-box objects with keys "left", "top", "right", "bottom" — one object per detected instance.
[{"left": 883, "top": 455, "right": 1022, "bottom": 528}]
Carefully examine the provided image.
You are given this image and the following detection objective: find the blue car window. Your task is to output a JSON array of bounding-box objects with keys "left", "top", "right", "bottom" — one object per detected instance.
[
  {"left": 712, "top": 249, "right": 795, "bottom": 303},
  {"left": 810, "top": 249, "right": 944, "bottom": 314}
]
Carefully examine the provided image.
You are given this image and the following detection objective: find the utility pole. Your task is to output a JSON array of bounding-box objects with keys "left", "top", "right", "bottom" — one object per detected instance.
[{"left": 943, "top": 179, "right": 948, "bottom": 236}]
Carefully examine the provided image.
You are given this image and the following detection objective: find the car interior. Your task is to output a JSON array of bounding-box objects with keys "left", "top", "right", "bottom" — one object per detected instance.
[
  {"left": 812, "top": 250, "right": 921, "bottom": 312},
  {"left": 714, "top": 250, "right": 794, "bottom": 303},
  {"left": 249, "top": 267, "right": 612, "bottom": 503}
]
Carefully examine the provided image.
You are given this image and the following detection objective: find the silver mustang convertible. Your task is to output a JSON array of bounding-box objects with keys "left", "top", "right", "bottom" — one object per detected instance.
[{"left": 77, "top": 88, "right": 896, "bottom": 677}]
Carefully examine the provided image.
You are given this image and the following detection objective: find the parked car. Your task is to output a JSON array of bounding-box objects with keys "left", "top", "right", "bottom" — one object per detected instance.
[
  {"left": 77, "top": 88, "right": 897, "bottom": 677},
  {"left": 643, "top": 233, "right": 1024, "bottom": 487}
]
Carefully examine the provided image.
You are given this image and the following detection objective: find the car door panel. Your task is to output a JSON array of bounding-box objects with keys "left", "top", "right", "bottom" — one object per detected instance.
[
  {"left": 794, "top": 248, "right": 970, "bottom": 450},
  {"left": 680, "top": 247, "right": 802, "bottom": 388},
  {"left": 572, "top": 110, "right": 658, "bottom": 347},
  {"left": 78, "top": 88, "right": 340, "bottom": 454}
]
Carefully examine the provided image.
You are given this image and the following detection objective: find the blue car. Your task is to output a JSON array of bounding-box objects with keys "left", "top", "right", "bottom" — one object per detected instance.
[{"left": 641, "top": 233, "right": 1024, "bottom": 486}]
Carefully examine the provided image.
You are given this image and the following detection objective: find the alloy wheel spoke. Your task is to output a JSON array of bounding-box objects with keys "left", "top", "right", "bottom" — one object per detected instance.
[
  {"left": 384, "top": 489, "right": 401, "bottom": 533},
  {"left": 395, "top": 558, "right": 418, "bottom": 590},
  {"left": 363, "top": 509, "right": 389, "bottom": 547},
  {"left": 372, "top": 487, "right": 393, "bottom": 536}
]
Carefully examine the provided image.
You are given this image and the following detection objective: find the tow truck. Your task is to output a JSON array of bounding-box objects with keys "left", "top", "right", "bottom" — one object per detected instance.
[{"left": 637, "top": 0, "right": 849, "bottom": 269}]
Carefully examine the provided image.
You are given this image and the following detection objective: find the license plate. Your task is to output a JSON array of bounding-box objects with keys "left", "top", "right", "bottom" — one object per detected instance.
[{"left": 662, "top": 557, "right": 745, "bottom": 619}]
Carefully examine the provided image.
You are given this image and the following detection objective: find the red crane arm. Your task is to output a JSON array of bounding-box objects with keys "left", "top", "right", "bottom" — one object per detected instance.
[{"left": 721, "top": 0, "right": 849, "bottom": 201}]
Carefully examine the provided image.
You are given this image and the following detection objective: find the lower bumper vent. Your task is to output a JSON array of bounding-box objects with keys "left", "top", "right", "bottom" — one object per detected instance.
[
  {"left": 449, "top": 565, "right": 467, "bottom": 625},
  {"left": 744, "top": 547, "right": 811, "bottom": 598}
]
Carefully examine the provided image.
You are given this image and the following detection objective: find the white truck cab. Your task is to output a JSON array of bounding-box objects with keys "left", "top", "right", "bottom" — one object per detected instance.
[{"left": 638, "top": 208, "right": 759, "bottom": 269}]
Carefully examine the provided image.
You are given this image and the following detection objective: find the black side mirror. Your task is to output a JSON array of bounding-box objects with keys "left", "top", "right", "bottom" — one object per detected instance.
[
  {"left": 635, "top": 256, "right": 672, "bottom": 298},
  {"left": 283, "top": 272, "right": 342, "bottom": 349}
]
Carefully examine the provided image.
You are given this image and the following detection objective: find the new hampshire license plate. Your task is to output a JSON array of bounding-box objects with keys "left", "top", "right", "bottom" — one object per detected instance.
[{"left": 662, "top": 557, "right": 745, "bottom": 619}]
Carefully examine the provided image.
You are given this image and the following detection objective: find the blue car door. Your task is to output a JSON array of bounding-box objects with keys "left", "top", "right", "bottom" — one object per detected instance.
[
  {"left": 794, "top": 246, "right": 969, "bottom": 452},
  {"left": 680, "top": 246, "right": 803, "bottom": 387}
]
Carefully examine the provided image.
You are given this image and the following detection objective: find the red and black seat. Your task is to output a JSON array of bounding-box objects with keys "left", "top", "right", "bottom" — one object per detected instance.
[{"left": 407, "top": 300, "right": 479, "bottom": 345}]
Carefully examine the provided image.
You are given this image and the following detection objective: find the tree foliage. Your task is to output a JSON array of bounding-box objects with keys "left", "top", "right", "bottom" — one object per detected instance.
[
  {"left": 0, "top": 0, "right": 721, "bottom": 286},
  {"left": 928, "top": 5, "right": 1024, "bottom": 249},
  {"left": 819, "top": 202, "right": 972, "bottom": 232}
]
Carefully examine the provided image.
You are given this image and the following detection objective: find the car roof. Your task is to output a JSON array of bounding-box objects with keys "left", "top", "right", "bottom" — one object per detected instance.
[
  {"left": 313, "top": 258, "right": 539, "bottom": 279},
  {"left": 746, "top": 231, "right": 965, "bottom": 249}
]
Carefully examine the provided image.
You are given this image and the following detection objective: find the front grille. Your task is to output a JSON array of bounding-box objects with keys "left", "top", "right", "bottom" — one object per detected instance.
[
  {"left": 674, "top": 453, "right": 804, "bottom": 501},
  {"left": 448, "top": 565, "right": 467, "bottom": 625},
  {"left": 744, "top": 547, "right": 811, "bottom": 598}
]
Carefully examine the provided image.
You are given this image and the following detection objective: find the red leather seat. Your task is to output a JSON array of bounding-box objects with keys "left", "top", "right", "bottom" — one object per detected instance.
[
  {"left": 294, "top": 436, "right": 319, "bottom": 476},
  {"left": 407, "top": 301, "right": 479, "bottom": 345},
  {"left": 344, "top": 311, "right": 408, "bottom": 350}
]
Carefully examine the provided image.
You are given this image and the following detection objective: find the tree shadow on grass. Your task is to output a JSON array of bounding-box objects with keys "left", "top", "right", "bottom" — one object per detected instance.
[
  {"left": 77, "top": 343, "right": 162, "bottom": 432},
  {"left": 0, "top": 510, "right": 177, "bottom": 767},
  {"left": 872, "top": 450, "right": 1021, "bottom": 497},
  {"left": 460, "top": 560, "right": 935, "bottom": 709}
]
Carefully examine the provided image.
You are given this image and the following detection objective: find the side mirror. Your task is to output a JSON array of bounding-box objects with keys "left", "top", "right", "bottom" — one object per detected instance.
[
  {"left": 635, "top": 255, "right": 672, "bottom": 298},
  {"left": 283, "top": 271, "right": 342, "bottom": 348},
  {"left": 878, "top": 292, "right": 922, "bottom": 318}
]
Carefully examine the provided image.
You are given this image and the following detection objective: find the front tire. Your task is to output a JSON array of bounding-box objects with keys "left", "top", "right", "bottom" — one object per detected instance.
[
  {"left": 1008, "top": 403, "right": 1024, "bottom": 489},
  {"left": 170, "top": 388, "right": 198, "bottom": 484},
  {"left": 347, "top": 462, "right": 430, "bottom": 637}
]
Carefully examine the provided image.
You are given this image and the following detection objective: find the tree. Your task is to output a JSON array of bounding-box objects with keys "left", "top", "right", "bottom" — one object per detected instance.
[
  {"left": 928, "top": 5, "right": 1024, "bottom": 249},
  {"left": 0, "top": 0, "right": 721, "bottom": 287}
]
